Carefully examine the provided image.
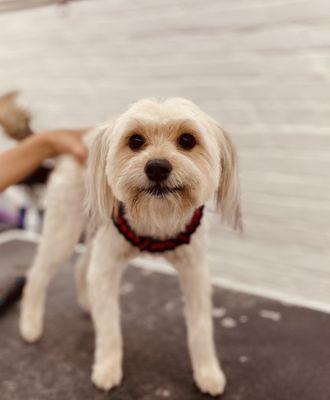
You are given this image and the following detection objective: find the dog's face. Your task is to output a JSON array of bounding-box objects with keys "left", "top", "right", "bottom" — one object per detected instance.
[{"left": 87, "top": 98, "right": 241, "bottom": 231}]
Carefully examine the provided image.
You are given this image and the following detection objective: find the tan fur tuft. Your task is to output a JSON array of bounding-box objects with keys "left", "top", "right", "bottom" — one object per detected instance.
[{"left": 0, "top": 91, "right": 33, "bottom": 140}]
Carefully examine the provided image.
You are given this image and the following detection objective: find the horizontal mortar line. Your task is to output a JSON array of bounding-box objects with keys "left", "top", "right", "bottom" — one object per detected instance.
[
  {"left": 82, "top": 0, "right": 317, "bottom": 16},
  {"left": 0, "top": 0, "right": 86, "bottom": 13}
]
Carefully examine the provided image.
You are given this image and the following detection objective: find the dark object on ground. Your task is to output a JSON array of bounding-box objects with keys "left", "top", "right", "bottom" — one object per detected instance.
[
  {"left": 0, "top": 239, "right": 329, "bottom": 400},
  {"left": 0, "top": 276, "right": 25, "bottom": 317}
]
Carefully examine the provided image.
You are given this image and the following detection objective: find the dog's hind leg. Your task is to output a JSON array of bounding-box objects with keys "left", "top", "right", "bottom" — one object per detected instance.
[
  {"left": 20, "top": 159, "right": 86, "bottom": 343},
  {"left": 75, "top": 244, "right": 91, "bottom": 313}
]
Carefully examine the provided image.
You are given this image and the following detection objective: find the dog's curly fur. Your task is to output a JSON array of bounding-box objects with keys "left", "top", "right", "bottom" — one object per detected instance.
[{"left": 20, "top": 97, "right": 242, "bottom": 396}]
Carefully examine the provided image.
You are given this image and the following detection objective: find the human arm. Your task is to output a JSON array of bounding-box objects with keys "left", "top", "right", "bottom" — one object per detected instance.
[{"left": 0, "top": 129, "right": 88, "bottom": 192}]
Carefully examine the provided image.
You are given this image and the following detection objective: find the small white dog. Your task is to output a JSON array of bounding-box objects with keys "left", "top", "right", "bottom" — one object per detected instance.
[{"left": 20, "top": 98, "right": 241, "bottom": 396}]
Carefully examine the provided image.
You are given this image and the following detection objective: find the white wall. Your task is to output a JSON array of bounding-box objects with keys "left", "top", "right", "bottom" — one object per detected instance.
[{"left": 0, "top": 0, "right": 329, "bottom": 310}]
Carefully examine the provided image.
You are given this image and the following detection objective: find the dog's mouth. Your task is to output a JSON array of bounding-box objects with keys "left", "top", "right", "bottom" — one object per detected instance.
[{"left": 145, "top": 184, "right": 184, "bottom": 198}]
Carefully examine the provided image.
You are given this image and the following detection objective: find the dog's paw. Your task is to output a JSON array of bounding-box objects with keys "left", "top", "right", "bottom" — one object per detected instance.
[
  {"left": 19, "top": 309, "right": 43, "bottom": 343},
  {"left": 194, "top": 364, "right": 226, "bottom": 397},
  {"left": 92, "top": 360, "right": 123, "bottom": 391}
]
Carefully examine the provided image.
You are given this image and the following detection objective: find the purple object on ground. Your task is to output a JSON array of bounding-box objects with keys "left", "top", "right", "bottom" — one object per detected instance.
[{"left": 0, "top": 208, "right": 19, "bottom": 226}]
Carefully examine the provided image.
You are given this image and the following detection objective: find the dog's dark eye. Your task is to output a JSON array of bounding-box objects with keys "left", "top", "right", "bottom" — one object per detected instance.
[
  {"left": 129, "top": 134, "right": 145, "bottom": 150},
  {"left": 178, "top": 133, "right": 196, "bottom": 150}
]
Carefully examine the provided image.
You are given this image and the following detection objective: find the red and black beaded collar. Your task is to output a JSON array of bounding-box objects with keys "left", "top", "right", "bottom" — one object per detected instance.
[{"left": 112, "top": 204, "right": 204, "bottom": 253}]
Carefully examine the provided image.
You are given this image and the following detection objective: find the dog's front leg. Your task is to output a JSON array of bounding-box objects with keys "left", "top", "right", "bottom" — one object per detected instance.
[
  {"left": 88, "top": 224, "right": 131, "bottom": 391},
  {"left": 172, "top": 247, "right": 226, "bottom": 397}
]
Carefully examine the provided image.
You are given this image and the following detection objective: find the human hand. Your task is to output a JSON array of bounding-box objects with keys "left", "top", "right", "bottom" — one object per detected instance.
[{"left": 38, "top": 129, "right": 88, "bottom": 164}]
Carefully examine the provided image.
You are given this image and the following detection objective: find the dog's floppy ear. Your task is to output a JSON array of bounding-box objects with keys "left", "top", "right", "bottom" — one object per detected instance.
[
  {"left": 216, "top": 130, "right": 243, "bottom": 232},
  {"left": 85, "top": 124, "right": 114, "bottom": 223}
]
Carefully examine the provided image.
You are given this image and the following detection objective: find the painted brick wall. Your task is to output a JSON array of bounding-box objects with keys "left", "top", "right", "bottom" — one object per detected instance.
[{"left": 0, "top": 0, "right": 329, "bottom": 309}]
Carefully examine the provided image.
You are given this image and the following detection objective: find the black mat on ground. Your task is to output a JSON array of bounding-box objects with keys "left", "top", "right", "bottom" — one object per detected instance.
[{"left": 0, "top": 240, "right": 329, "bottom": 400}]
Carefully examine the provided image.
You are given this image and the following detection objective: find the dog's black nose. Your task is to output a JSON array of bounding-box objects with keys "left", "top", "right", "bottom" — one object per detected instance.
[{"left": 145, "top": 159, "right": 172, "bottom": 182}]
